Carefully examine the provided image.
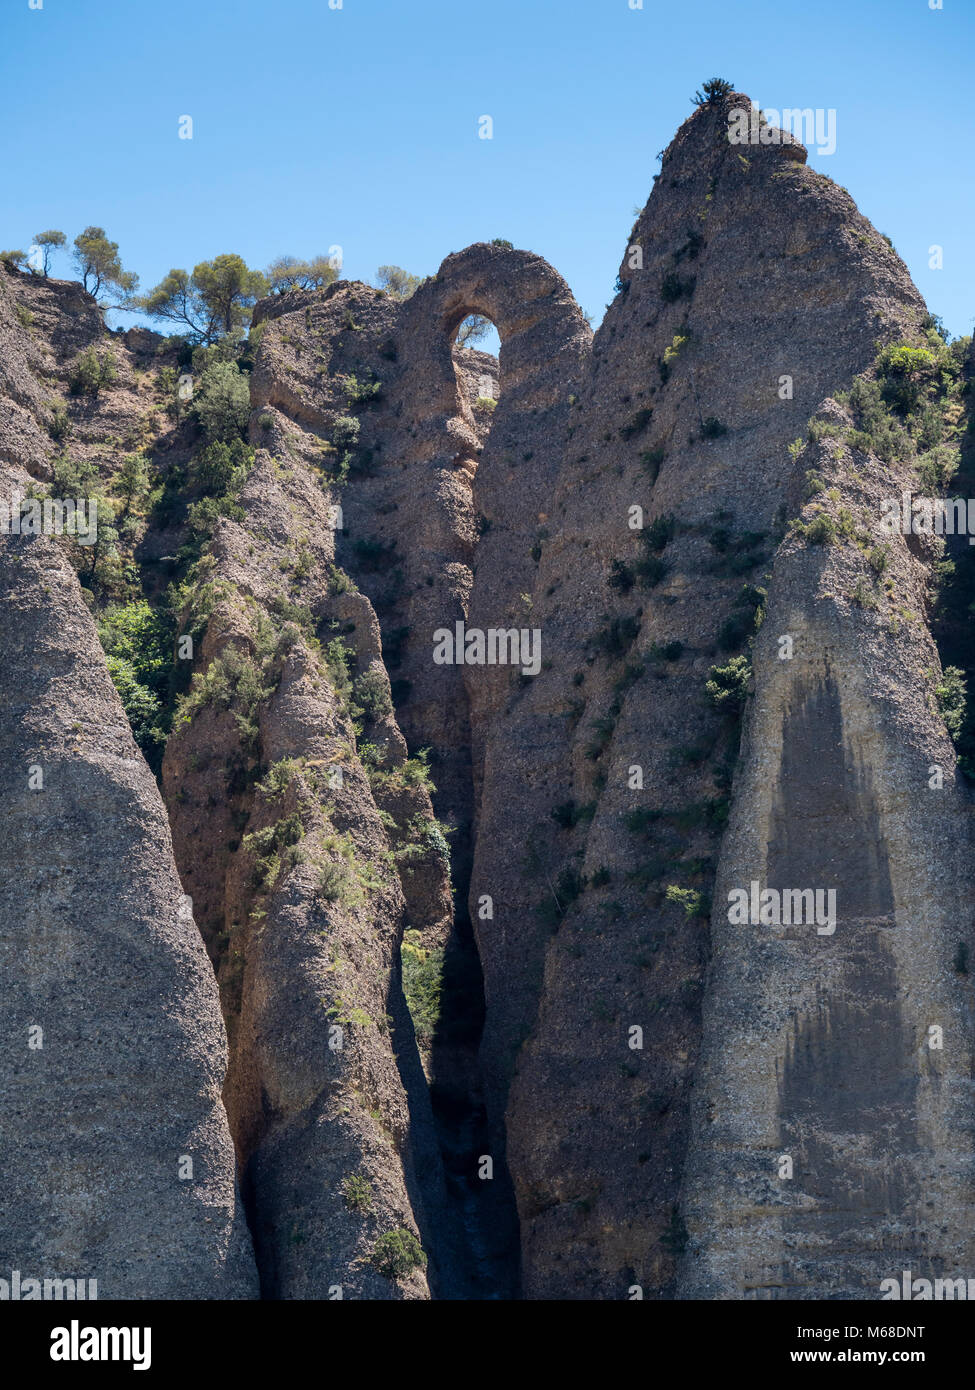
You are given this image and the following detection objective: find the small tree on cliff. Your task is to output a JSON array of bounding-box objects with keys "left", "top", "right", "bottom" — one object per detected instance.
[
  {"left": 692, "top": 78, "right": 734, "bottom": 107},
  {"left": 33, "top": 230, "right": 66, "bottom": 276},
  {"left": 192, "top": 360, "right": 251, "bottom": 445},
  {"left": 265, "top": 254, "right": 338, "bottom": 294},
  {"left": 140, "top": 254, "right": 267, "bottom": 343},
  {"left": 375, "top": 264, "right": 424, "bottom": 300},
  {"left": 72, "top": 227, "right": 139, "bottom": 301}
]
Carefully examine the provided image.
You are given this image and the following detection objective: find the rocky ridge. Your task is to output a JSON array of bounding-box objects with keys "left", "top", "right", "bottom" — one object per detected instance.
[{"left": 1, "top": 89, "right": 972, "bottom": 1300}]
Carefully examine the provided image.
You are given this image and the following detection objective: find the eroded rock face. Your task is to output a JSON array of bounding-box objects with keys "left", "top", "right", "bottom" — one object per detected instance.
[
  {"left": 0, "top": 531, "right": 257, "bottom": 1298},
  {"left": 241, "top": 258, "right": 591, "bottom": 1294},
  {"left": 0, "top": 268, "right": 103, "bottom": 478},
  {"left": 161, "top": 437, "right": 455, "bottom": 1298},
  {"left": 678, "top": 396, "right": 975, "bottom": 1298},
  {"left": 2, "top": 88, "right": 973, "bottom": 1304},
  {"left": 464, "top": 91, "right": 950, "bottom": 1299}
]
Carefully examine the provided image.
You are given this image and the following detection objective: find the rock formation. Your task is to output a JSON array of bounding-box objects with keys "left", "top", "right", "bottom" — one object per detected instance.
[
  {"left": 1, "top": 88, "right": 972, "bottom": 1301},
  {"left": 0, "top": 528, "right": 257, "bottom": 1299}
]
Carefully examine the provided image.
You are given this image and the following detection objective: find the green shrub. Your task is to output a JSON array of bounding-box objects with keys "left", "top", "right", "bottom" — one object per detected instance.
[
  {"left": 243, "top": 812, "right": 305, "bottom": 892},
  {"left": 701, "top": 417, "right": 727, "bottom": 439},
  {"left": 868, "top": 545, "right": 889, "bottom": 576},
  {"left": 69, "top": 346, "right": 116, "bottom": 396},
  {"left": 47, "top": 401, "right": 71, "bottom": 441},
  {"left": 705, "top": 656, "right": 751, "bottom": 712},
  {"left": 371, "top": 1229, "right": 427, "bottom": 1280},
  {"left": 323, "top": 637, "right": 354, "bottom": 699},
  {"left": 70, "top": 348, "right": 102, "bottom": 395},
  {"left": 343, "top": 372, "right": 381, "bottom": 407},
  {"left": 420, "top": 817, "right": 452, "bottom": 866},
  {"left": 105, "top": 655, "right": 164, "bottom": 755},
  {"left": 799, "top": 512, "right": 837, "bottom": 544},
  {"left": 332, "top": 415, "right": 360, "bottom": 450},
  {"left": 185, "top": 493, "right": 247, "bottom": 538},
  {"left": 192, "top": 437, "right": 254, "bottom": 496},
  {"left": 178, "top": 642, "right": 277, "bottom": 747},
  {"left": 807, "top": 416, "right": 843, "bottom": 443},
  {"left": 850, "top": 577, "right": 879, "bottom": 610},
  {"left": 257, "top": 758, "right": 300, "bottom": 798},
  {"left": 917, "top": 444, "right": 960, "bottom": 492},
  {"left": 665, "top": 885, "right": 709, "bottom": 918},
  {"left": 98, "top": 600, "right": 175, "bottom": 766},
  {"left": 342, "top": 1174, "right": 372, "bottom": 1214},
  {"left": 845, "top": 377, "right": 915, "bottom": 462},
  {"left": 368, "top": 747, "right": 435, "bottom": 796},
  {"left": 353, "top": 667, "right": 392, "bottom": 723},
  {"left": 194, "top": 360, "right": 250, "bottom": 443},
  {"left": 317, "top": 857, "right": 359, "bottom": 906},
  {"left": 716, "top": 610, "right": 753, "bottom": 651},
  {"left": 877, "top": 343, "right": 938, "bottom": 414},
  {"left": 936, "top": 666, "right": 967, "bottom": 742},
  {"left": 400, "top": 929, "right": 444, "bottom": 1043},
  {"left": 663, "top": 333, "right": 689, "bottom": 366}
]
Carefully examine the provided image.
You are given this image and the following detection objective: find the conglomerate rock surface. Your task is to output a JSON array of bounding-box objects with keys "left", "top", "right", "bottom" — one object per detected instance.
[{"left": 1, "top": 89, "right": 972, "bottom": 1301}]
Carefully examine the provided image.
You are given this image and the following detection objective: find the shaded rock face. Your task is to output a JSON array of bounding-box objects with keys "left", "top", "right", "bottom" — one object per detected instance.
[
  {"left": 243, "top": 255, "right": 590, "bottom": 1293},
  {"left": 677, "top": 439, "right": 975, "bottom": 1298},
  {"left": 463, "top": 91, "right": 941, "bottom": 1298},
  {"left": 160, "top": 437, "right": 453, "bottom": 1299},
  {"left": 0, "top": 532, "right": 257, "bottom": 1299},
  {"left": 0, "top": 268, "right": 104, "bottom": 478},
  {"left": 3, "top": 88, "right": 974, "bottom": 1304}
]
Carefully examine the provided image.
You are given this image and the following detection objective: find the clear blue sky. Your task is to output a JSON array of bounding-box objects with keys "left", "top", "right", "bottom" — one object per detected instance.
[{"left": 2, "top": 0, "right": 972, "bottom": 346}]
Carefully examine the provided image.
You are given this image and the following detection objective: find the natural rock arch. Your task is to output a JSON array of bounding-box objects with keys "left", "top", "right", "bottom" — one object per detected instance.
[
  {"left": 393, "top": 244, "right": 592, "bottom": 766},
  {"left": 392, "top": 242, "right": 590, "bottom": 462}
]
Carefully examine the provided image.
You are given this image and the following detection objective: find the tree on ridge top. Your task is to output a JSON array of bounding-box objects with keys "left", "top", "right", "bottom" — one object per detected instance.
[
  {"left": 692, "top": 78, "right": 734, "bottom": 107},
  {"left": 139, "top": 254, "right": 266, "bottom": 343},
  {"left": 72, "top": 226, "right": 139, "bottom": 303}
]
